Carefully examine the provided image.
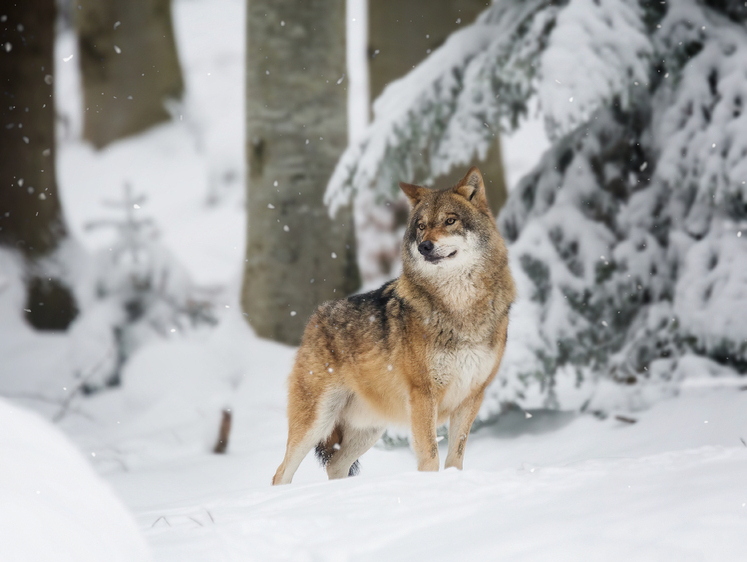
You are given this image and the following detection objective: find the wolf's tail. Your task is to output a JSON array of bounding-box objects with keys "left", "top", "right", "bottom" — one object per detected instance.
[{"left": 314, "top": 425, "right": 360, "bottom": 477}]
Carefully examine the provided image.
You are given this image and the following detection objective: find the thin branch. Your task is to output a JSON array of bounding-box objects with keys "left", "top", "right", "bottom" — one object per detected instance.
[
  {"left": 151, "top": 516, "right": 171, "bottom": 528},
  {"left": 5, "top": 392, "right": 96, "bottom": 421},
  {"left": 53, "top": 346, "right": 115, "bottom": 423}
]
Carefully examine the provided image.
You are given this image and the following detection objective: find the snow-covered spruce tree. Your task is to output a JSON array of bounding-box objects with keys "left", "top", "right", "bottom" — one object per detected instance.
[
  {"left": 326, "top": 0, "right": 747, "bottom": 415},
  {"left": 68, "top": 184, "right": 215, "bottom": 392}
]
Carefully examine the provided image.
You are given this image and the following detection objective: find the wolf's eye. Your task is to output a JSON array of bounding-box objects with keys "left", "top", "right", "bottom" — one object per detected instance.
[
  {"left": 445, "top": 218, "right": 456, "bottom": 225},
  {"left": 418, "top": 223, "right": 425, "bottom": 230}
]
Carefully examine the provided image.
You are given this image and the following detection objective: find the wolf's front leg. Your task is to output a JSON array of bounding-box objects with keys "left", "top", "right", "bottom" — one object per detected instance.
[
  {"left": 444, "top": 390, "right": 484, "bottom": 470},
  {"left": 409, "top": 389, "right": 439, "bottom": 471}
]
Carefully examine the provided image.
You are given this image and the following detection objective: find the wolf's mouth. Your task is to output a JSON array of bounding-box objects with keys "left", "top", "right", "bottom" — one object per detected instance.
[{"left": 424, "top": 250, "right": 458, "bottom": 264}]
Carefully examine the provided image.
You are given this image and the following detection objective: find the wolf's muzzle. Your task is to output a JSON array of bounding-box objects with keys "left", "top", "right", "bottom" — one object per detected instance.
[{"left": 418, "top": 240, "right": 435, "bottom": 256}]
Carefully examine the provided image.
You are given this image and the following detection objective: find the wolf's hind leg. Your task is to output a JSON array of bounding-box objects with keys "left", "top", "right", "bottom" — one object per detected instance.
[
  {"left": 272, "top": 388, "right": 346, "bottom": 485},
  {"left": 273, "top": 442, "right": 311, "bottom": 485},
  {"left": 326, "top": 426, "right": 384, "bottom": 480}
]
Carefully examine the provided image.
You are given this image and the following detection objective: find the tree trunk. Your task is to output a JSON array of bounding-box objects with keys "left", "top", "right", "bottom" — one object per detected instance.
[
  {"left": 76, "top": 0, "right": 184, "bottom": 149},
  {"left": 368, "top": 0, "right": 507, "bottom": 214},
  {"left": 242, "top": 0, "right": 360, "bottom": 345},
  {"left": 0, "top": 0, "right": 78, "bottom": 330}
]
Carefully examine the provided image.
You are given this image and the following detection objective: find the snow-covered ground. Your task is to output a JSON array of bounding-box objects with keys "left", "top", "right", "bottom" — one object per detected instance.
[
  {"left": 10, "top": 317, "right": 747, "bottom": 560},
  {"left": 0, "top": 398, "right": 151, "bottom": 561},
  {"left": 1, "top": 0, "right": 746, "bottom": 559},
  {"left": 6, "top": 303, "right": 746, "bottom": 560},
  {"left": 99, "top": 364, "right": 747, "bottom": 562}
]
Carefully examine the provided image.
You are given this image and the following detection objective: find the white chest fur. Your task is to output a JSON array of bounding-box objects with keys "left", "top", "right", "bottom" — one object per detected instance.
[{"left": 432, "top": 343, "right": 496, "bottom": 411}]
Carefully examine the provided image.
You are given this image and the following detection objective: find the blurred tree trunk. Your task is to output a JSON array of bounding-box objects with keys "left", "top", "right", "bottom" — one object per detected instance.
[
  {"left": 0, "top": 0, "right": 78, "bottom": 330},
  {"left": 368, "top": 0, "right": 507, "bottom": 213},
  {"left": 242, "top": 0, "right": 360, "bottom": 346},
  {"left": 76, "top": 0, "right": 184, "bottom": 149}
]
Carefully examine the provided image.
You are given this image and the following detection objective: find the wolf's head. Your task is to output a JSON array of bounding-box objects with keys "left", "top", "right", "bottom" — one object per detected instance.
[{"left": 399, "top": 167, "right": 506, "bottom": 287}]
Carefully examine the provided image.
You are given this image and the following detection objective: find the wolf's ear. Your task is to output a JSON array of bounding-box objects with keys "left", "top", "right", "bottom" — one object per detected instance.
[
  {"left": 453, "top": 167, "right": 489, "bottom": 212},
  {"left": 399, "top": 182, "right": 428, "bottom": 206}
]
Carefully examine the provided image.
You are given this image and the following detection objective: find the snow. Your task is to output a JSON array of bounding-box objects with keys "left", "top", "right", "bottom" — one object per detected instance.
[
  {"left": 501, "top": 104, "right": 550, "bottom": 191},
  {"left": 0, "top": 398, "right": 150, "bottom": 561},
  {"left": 656, "top": 2, "right": 747, "bottom": 211},
  {"left": 54, "top": 0, "right": 246, "bottom": 287},
  {"left": 539, "top": 0, "right": 652, "bottom": 137},
  {"left": 58, "top": 341, "right": 747, "bottom": 561},
  {"left": 325, "top": 0, "right": 652, "bottom": 209},
  {"left": 674, "top": 219, "right": 747, "bottom": 357},
  {"left": 2, "top": 0, "right": 747, "bottom": 559},
  {"left": 326, "top": 0, "right": 551, "bottom": 213},
  {"left": 130, "top": 443, "right": 747, "bottom": 561},
  {"left": 326, "top": 21, "right": 499, "bottom": 213},
  {"left": 493, "top": 0, "right": 747, "bottom": 406},
  {"left": 4, "top": 296, "right": 739, "bottom": 561}
]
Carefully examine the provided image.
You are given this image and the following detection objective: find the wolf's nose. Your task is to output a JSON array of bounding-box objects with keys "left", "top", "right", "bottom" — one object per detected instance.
[{"left": 418, "top": 240, "right": 434, "bottom": 256}]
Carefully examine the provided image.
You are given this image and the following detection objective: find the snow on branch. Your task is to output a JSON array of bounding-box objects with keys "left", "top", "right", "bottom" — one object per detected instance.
[
  {"left": 539, "top": 0, "right": 652, "bottom": 138},
  {"left": 655, "top": 3, "right": 747, "bottom": 214},
  {"left": 326, "top": 0, "right": 652, "bottom": 214},
  {"left": 325, "top": 0, "right": 552, "bottom": 214}
]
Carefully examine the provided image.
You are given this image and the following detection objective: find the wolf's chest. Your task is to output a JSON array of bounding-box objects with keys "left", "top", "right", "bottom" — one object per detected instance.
[{"left": 431, "top": 343, "right": 496, "bottom": 410}]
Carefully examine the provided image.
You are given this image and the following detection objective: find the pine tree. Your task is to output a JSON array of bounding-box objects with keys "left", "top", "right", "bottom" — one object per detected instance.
[
  {"left": 326, "top": 0, "right": 747, "bottom": 414},
  {"left": 369, "top": 0, "right": 507, "bottom": 213},
  {"left": 69, "top": 184, "right": 214, "bottom": 391},
  {"left": 357, "top": 0, "right": 508, "bottom": 287}
]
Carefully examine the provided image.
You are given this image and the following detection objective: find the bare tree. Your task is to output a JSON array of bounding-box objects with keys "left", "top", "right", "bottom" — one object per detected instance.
[
  {"left": 0, "top": 0, "right": 78, "bottom": 330},
  {"left": 242, "top": 0, "right": 360, "bottom": 345},
  {"left": 76, "top": 0, "right": 184, "bottom": 149}
]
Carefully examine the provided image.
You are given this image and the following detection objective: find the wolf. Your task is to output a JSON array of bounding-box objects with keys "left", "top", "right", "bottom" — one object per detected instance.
[{"left": 272, "top": 167, "right": 515, "bottom": 485}]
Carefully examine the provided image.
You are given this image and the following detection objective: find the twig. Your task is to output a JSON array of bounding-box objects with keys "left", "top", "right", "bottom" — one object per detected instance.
[
  {"left": 151, "top": 516, "right": 170, "bottom": 528},
  {"left": 204, "top": 509, "right": 215, "bottom": 524},
  {"left": 53, "top": 347, "right": 115, "bottom": 423},
  {"left": 615, "top": 415, "right": 638, "bottom": 424},
  {"left": 6, "top": 392, "right": 95, "bottom": 421},
  {"left": 189, "top": 517, "right": 204, "bottom": 527}
]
